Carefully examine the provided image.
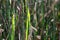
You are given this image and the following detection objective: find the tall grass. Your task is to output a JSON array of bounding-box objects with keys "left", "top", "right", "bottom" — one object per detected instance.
[
  {"left": 25, "top": 9, "right": 30, "bottom": 40},
  {"left": 25, "top": 0, "right": 31, "bottom": 40},
  {"left": 0, "top": 0, "right": 60, "bottom": 40},
  {"left": 10, "top": 14, "right": 15, "bottom": 40}
]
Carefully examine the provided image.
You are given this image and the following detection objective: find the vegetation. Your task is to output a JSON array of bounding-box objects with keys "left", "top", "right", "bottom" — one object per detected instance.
[{"left": 0, "top": 0, "right": 60, "bottom": 40}]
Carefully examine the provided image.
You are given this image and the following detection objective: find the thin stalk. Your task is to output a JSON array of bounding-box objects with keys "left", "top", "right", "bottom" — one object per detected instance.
[
  {"left": 33, "top": 2, "right": 38, "bottom": 40},
  {"left": 26, "top": 9, "right": 30, "bottom": 40},
  {"left": 25, "top": 0, "right": 30, "bottom": 40},
  {"left": 41, "top": 0, "right": 45, "bottom": 26},
  {"left": 52, "top": 0, "right": 56, "bottom": 40},
  {"left": 41, "top": 0, "right": 45, "bottom": 40},
  {"left": 11, "top": 14, "right": 15, "bottom": 40},
  {"left": 10, "top": 1, "right": 15, "bottom": 40},
  {"left": 21, "top": 0, "right": 25, "bottom": 40},
  {"left": 45, "top": 24, "right": 48, "bottom": 40}
]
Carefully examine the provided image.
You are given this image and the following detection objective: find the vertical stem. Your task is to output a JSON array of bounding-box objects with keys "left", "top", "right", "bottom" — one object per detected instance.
[
  {"left": 25, "top": 0, "right": 30, "bottom": 40},
  {"left": 10, "top": 0, "right": 15, "bottom": 40},
  {"left": 11, "top": 14, "right": 15, "bottom": 40},
  {"left": 52, "top": 0, "right": 56, "bottom": 40},
  {"left": 41, "top": 0, "right": 45, "bottom": 40}
]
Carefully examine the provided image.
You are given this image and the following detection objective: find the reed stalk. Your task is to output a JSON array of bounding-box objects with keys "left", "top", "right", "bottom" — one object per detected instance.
[
  {"left": 10, "top": 14, "right": 15, "bottom": 40},
  {"left": 25, "top": 0, "right": 31, "bottom": 40}
]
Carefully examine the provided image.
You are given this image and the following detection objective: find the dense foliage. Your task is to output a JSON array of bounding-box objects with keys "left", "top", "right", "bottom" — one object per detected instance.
[{"left": 0, "top": 0, "right": 60, "bottom": 40}]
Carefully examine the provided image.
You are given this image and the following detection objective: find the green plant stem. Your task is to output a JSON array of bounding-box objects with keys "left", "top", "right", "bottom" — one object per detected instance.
[
  {"left": 25, "top": 0, "right": 30, "bottom": 40},
  {"left": 11, "top": 14, "right": 15, "bottom": 40}
]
